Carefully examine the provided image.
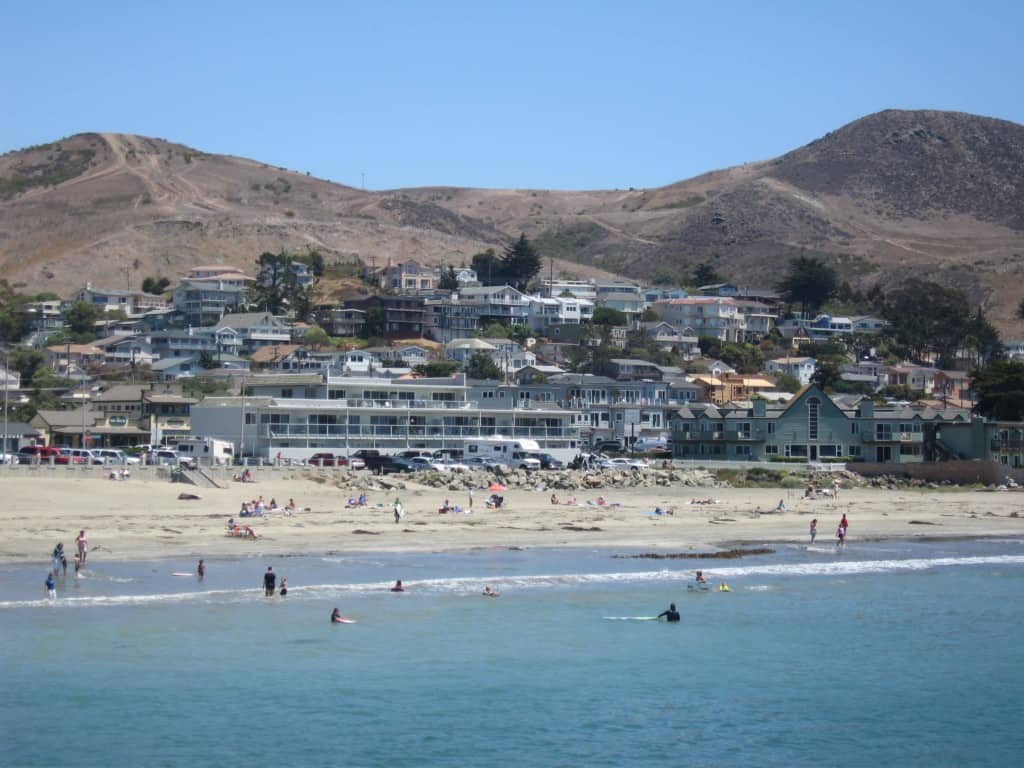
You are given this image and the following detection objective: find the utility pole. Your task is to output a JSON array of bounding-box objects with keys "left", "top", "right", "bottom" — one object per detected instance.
[{"left": 2, "top": 347, "right": 9, "bottom": 460}]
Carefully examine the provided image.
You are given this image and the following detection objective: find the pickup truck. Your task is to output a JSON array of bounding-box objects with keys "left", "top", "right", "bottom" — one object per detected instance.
[{"left": 350, "top": 449, "right": 393, "bottom": 472}]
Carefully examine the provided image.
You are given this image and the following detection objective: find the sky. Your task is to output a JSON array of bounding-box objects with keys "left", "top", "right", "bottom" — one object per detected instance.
[{"left": 3, "top": 0, "right": 1022, "bottom": 191}]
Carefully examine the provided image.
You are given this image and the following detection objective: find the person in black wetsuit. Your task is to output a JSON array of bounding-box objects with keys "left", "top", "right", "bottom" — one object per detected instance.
[
  {"left": 658, "top": 603, "right": 680, "bottom": 622},
  {"left": 263, "top": 566, "right": 276, "bottom": 596}
]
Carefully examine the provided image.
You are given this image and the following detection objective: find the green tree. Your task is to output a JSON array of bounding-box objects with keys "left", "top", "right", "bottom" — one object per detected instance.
[
  {"left": 964, "top": 308, "right": 1003, "bottom": 367},
  {"left": 640, "top": 306, "right": 660, "bottom": 322},
  {"left": 294, "top": 250, "right": 325, "bottom": 278},
  {"left": 141, "top": 276, "right": 171, "bottom": 295},
  {"left": 693, "top": 262, "right": 721, "bottom": 286},
  {"left": 500, "top": 234, "right": 542, "bottom": 291},
  {"left": 479, "top": 322, "right": 511, "bottom": 338},
  {"left": 9, "top": 347, "right": 45, "bottom": 381},
  {"left": 971, "top": 359, "right": 1024, "bottom": 420},
  {"left": 777, "top": 256, "right": 837, "bottom": 315},
  {"left": 883, "top": 280, "right": 970, "bottom": 365},
  {"left": 303, "top": 325, "right": 333, "bottom": 350},
  {"left": 360, "top": 305, "right": 384, "bottom": 339},
  {"left": 772, "top": 372, "right": 803, "bottom": 392},
  {"left": 464, "top": 351, "right": 503, "bottom": 380},
  {"left": 438, "top": 266, "right": 460, "bottom": 291},
  {"left": 592, "top": 306, "right": 627, "bottom": 326},
  {"left": 198, "top": 351, "right": 219, "bottom": 369},
  {"left": 810, "top": 358, "right": 844, "bottom": 390},
  {"left": 471, "top": 249, "right": 502, "bottom": 286},
  {"left": 414, "top": 360, "right": 461, "bottom": 377},
  {"left": 253, "top": 251, "right": 312, "bottom": 315},
  {"left": 65, "top": 301, "right": 101, "bottom": 339}
]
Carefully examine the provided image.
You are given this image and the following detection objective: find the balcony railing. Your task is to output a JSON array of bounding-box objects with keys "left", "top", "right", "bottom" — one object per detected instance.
[
  {"left": 864, "top": 432, "right": 923, "bottom": 443},
  {"left": 267, "top": 425, "right": 576, "bottom": 440}
]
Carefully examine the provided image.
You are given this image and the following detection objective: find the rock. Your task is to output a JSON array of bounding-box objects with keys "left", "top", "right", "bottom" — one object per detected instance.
[{"left": 177, "top": 492, "right": 201, "bottom": 500}]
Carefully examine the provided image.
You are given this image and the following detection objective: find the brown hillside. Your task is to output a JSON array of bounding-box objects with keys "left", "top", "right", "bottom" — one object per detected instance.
[{"left": 2, "top": 111, "right": 1024, "bottom": 331}]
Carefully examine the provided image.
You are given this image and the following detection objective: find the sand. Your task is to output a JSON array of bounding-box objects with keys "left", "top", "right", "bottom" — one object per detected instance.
[{"left": 3, "top": 470, "right": 1022, "bottom": 565}]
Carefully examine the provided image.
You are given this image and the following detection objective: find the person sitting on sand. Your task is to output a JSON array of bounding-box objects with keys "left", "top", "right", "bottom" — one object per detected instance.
[
  {"left": 550, "top": 493, "right": 559, "bottom": 505},
  {"left": 358, "top": 493, "right": 368, "bottom": 507},
  {"left": 286, "top": 498, "right": 296, "bottom": 514},
  {"left": 776, "top": 499, "right": 786, "bottom": 511},
  {"left": 596, "top": 496, "right": 606, "bottom": 506},
  {"left": 565, "top": 495, "right": 577, "bottom": 505},
  {"left": 482, "top": 586, "right": 500, "bottom": 597},
  {"left": 244, "top": 525, "right": 257, "bottom": 539},
  {"left": 391, "top": 580, "right": 404, "bottom": 592},
  {"left": 658, "top": 603, "right": 680, "bottom": 622}
]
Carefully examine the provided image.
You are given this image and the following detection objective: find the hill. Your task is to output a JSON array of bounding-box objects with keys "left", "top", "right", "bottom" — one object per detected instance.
[{"left": 2, "top": 111, "right": 1023, "bottom": 329}]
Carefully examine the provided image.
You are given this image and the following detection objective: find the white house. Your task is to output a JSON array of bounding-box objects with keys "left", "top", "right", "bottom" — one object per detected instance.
[{"left": 765, "top": 356, "right": 817, "bottom": 387}]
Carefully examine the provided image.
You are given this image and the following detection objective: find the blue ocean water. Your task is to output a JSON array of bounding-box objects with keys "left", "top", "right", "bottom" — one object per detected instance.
[{"left": 2, "top": 538, "right": 1023, "bottom": 768}]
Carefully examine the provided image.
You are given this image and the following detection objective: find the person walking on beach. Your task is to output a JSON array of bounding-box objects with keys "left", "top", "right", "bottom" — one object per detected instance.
[
  {"left": 837, "top": 513, "right": 848, "bottom": 547},
  {"left": 263, "top": 566, "right": 276, "bottom": 596},
  {"left": 76, "top": 530, "right": 88, "bottom": 564},
  {"left": 658, "top": 603, "right": 680, "bottom": 622},
  {"left": 393, "top": 497, "right": 404, "bottom": 524},
  {"left": 45, "top": 571, "right": 56, "bottom": 598},
  {"left": 197, "top": 559, "right": 205, "bottom": 580},
  {"left": 810, "top": 519, "right": 818, "bottom": 544}
]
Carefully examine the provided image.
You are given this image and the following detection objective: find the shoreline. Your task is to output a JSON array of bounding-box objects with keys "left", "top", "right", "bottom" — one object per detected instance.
[{"left": 3, "top": 474, "right": 1023, "bottom": 566}]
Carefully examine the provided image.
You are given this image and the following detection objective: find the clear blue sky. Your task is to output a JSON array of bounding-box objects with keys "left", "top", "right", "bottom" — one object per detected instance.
[{"left": 3, "top": 0, "right": 1021, "bottom": 190}]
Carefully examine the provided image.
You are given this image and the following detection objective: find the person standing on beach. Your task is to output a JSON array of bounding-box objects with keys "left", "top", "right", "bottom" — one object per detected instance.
[
  {"left": 393, "top": 497, "right": 404, "bottom": 524},
  {"left": 197, "top": 559, "right": 205, "bottom": 580},
  {"left": 263, "top": 566, "right": 276, "bottom": 596},
  {"left": 810, "top": 519, "right": 817, "bottom": 543},
  {"left": 45, "top": 571, "right": 56, "bottom": 599},
  {"left": 76, "top": 530, "right": 88, "bottom": 564},
  {"left": 468, "top": 488, "right": 474, "bottom": 511}
]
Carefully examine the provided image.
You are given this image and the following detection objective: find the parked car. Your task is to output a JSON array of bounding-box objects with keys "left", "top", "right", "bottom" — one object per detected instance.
[
  {"left": 309, "top": 452, "right": 347, "bottom": 467},
  {"left": 381, "top": 457, "right": 429, "bottom": 474},
  {"left": 603, "top": 457, "right": 645, "bottom": 470},
  {"left": 0, "top": 451, "right": 20, "bottom": 465},
  {"left": 633, "top": 437, "right": 668, "bottom": 452},
  {"left": 437, "top": 458, "right": 470, "bottom": 472},
  {"left": 94, "top": 449, "right": 141, "bottom": 465},
  {"left": 512, "top": 452, "right": 541, "bottom": 470},
  {"left": 346, "top": 456, "right": 367, "bottom": 470},
  {"left": 19, "top": 445, "right": 83, "bottom": 465},
  {"left": 465, "top": 456, "right": 508, "bottom": 471},
  {"left": 528, "top": 452, "right": 564, "bottom": 470},
  {"left": 408, "top": 456, "right": 449, "bottom": 472},
  {"left": 67, "top": 448, "right": 104, "bottom": 465},
  {"left": 592, "top": 440, "right": 624, "bottom": 453},
  {"left": 148, "top": 448, "right": 193, "bottom": 468}
]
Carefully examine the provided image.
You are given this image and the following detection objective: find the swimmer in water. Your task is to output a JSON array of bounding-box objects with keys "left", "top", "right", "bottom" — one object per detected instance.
[
  {"left": 658, "top": 603, "right": 680, "bottom": 622},
  {"left": 482, "top": 586, "right": 500, "bottom": 597},
  {"left": 331, "top": 607, "right": 346, "bottom": 623},
  {"left": 391, "top": 580, "right": 404, "bottom": 592}
]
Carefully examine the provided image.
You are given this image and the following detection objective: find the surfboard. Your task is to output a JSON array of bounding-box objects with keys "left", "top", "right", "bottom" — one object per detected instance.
[
  {"left": 333, "top": 618, "right": 357, "bottom": 624},
  {"left": 602, "top": 616, "right": 660, "bottom": 621},
  {"left": 172, "top": 572, "right": 193, "bottom": 577}
]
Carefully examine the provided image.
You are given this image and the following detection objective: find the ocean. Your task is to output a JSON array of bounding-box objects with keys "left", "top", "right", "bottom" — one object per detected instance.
[{"left": 2, "top": 538, "right": 1023, "bottom": 767}]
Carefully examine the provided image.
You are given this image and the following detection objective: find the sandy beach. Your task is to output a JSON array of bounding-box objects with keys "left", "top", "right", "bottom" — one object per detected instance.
[{"left": 3, "top": 468, "right": 1022, "bottom": 565}]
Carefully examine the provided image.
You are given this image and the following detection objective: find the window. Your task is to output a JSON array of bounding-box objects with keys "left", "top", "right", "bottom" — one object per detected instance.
[
  {"left": 785, "top": 444, "right": 808, "bottom": 458},
  {"left": 765, "top": 445, "right": 779, "bottom": 455},
  {"left": 807, "top": 397, "right": 820, "bottom": 440},
  {"left": 767, "top": 423, "right": 776, "bottom": 434},
  {"left": 244, "top": 413, "right": 256, "bottom": 425},
  {"left": 851, "top": 422, "right": 859, "bottom": 434},
  {"left": 280, "top": 388, "right": 293, "bottom": 398}
]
